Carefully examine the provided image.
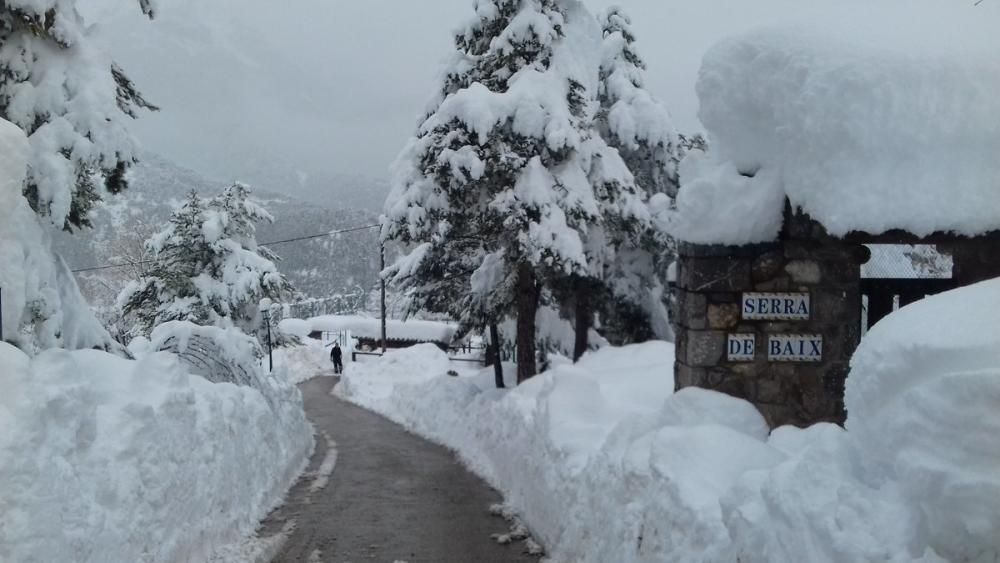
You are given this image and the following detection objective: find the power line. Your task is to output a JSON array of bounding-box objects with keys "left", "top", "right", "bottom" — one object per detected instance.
[{"left": 70, "top": 223, "right": 380, "bottom": 274}]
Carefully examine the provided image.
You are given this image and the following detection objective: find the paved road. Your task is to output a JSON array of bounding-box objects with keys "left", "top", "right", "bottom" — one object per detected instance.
[{"left": 262, "top": 376, "right": 539, "bottom": 563}]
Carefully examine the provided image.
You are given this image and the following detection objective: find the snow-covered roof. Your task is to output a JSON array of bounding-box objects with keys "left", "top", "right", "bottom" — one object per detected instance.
[
  {"left": 672, "top": 17, "right": 1000, "bottom": 244},
  {"left": 297, "top": 315, "right": 457, "bottom": 344}
]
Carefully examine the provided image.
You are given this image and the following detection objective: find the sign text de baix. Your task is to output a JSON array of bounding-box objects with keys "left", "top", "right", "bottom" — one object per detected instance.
[
  {"left": 768, "top": 334, "right": 823, "bottom": 362},
  {"left": 742, "top": 292, "right": 810, "bottom": 321},
  {"left": 727, "top": 334, "right": 755, "bottom": 362}
]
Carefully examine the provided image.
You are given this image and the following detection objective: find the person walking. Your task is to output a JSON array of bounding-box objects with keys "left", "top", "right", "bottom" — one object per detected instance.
[{"left": 330, "top": 342, "right": 344, "bottom": 374}]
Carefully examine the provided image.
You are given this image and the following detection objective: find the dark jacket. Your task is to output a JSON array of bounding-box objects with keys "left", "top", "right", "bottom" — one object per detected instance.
[{"left": 331, "top": 345, "right": 343, "bottom": 362}]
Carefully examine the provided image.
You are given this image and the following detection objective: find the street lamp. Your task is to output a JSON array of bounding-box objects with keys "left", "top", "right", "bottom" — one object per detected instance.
[{"left": 259, "top": 298, "right": 273, "bottom": 372}]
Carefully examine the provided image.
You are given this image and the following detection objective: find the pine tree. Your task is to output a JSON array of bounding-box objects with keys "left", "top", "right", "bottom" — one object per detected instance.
[
  {"left": 0, "top": 0, "right": 157, "bottom": 231},
  {"left": 384, "top": 0, "right": 637, "bottom": 383},
  {"left": 120, "top": 184, "right": 294, "bottom": 335},
  {"left": 590, "top": 6, "right": 680, "bottom": 344}
]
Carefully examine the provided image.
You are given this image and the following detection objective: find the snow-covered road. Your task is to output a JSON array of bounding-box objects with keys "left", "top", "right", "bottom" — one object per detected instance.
[{"left": 260, "top": 376, "right": 539, "bottom": 563}]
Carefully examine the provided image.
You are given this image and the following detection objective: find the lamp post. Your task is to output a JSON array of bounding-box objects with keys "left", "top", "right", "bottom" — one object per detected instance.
[
  {"left": 380, "top": 243, "right": 387, "bottom": 353},
  {"left": 259, "top": 298, "right": 273, "bottom": 372}
]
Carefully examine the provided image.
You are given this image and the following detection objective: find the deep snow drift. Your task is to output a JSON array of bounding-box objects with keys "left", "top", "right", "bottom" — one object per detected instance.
[
  {"left": 336, "top": 277, "right": 1000, "bottom": 562},
  {"left": 0, "top": 340, "right": 314, "bottom": 563},
  {"left": 671, "top": 13, "right": 1000, "bottom": 243}
]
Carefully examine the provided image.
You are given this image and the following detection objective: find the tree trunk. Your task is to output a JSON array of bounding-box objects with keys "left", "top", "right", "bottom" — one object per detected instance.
[
  {"left": 515, "top": 263, "right": 538, "bottom": 384},
  {"left": 573, "top": 279, "right": 591, "bottom": 362},
  {"left": 489, "top": 323, "right": 504, "bottom": 389}
]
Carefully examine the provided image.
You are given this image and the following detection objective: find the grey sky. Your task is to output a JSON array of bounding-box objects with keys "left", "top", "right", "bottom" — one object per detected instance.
[{"left": 83, "top": 0, "right": 991, "bottom": 198}]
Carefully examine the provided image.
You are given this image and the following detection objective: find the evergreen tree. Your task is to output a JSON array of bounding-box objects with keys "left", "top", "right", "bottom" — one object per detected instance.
[
  {"left": 0, "top": 0, "right": 157, "bottom": 231},
  {"left": 590, "top": 6, "right": 681, "bottom": 344},
  {"left": 384, "top": 0, "right": 639, "bottom": 382},
  {"left": 120, "top": 184, "right": 294, "bottom": 335}
]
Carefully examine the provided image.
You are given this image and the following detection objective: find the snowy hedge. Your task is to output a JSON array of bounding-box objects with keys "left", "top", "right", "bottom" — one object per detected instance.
[{"left": 0, "top": 342, "right": 313, "bottom": 562}]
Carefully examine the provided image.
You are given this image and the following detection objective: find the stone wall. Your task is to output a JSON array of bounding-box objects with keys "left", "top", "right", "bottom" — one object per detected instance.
[{"left": 673, "top": 211, "right": 867, "bottom": 428}]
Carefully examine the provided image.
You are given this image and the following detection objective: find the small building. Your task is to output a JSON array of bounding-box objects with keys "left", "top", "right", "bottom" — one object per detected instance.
[{"left": 304, "top": 315, "right": 457, "bottom": 352}]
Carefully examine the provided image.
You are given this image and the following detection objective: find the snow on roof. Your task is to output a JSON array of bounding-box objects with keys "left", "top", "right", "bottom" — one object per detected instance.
[
  {"left": 302, "top": 315, "right": 457, "bottom": 344},
  {"left": 673, "top": 15, "right": 1000, "bottom": 244}
]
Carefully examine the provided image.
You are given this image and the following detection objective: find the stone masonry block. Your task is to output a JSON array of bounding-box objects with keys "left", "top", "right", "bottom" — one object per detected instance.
[
  {"left": 752, "top": 251, "right": 786, "bottom": 282},
  {"left": 682, "top": 330, "right": 726, "bottom": 367},
  {"left": 675, "top": 289, "right": 707, "bottom": 330},
  {"left": 784, "top": 260, "right": 822, "bottom": 284},
  {"left": 707, "top": 303, "right": 741, "bottom": 330},
  {"left": 677, "top": 256, "right": 752, "bottom": 292}
]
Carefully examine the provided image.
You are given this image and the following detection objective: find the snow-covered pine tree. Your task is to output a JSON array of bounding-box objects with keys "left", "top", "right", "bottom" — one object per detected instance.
[
  {"left": 384, "top": 0, "right": 624, "bottom": 383},
  {"left": 0, "top": 0, "right": 157, "bottom": 231},
  {"left": 591, "top": 6, "right": 681, "bottom": 344},
  {"left": 120, "top": 184, "right": 294, "bottom": 336}
]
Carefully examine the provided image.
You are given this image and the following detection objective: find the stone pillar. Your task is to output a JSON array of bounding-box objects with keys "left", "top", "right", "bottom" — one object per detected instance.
[{"left": 673, "top": 208, "right": 866, "bottom": 428}]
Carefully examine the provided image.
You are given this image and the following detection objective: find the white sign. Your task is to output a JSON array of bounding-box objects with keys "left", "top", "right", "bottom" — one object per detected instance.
[
  {"left": 767, "top": 334, "right": 823, "bottom": 362},
  {"left": 727, "top": 334, "right": 756, "bottom": 362},
  {"left": 742, "top": 292, "right": 811, "bottom": 321}
]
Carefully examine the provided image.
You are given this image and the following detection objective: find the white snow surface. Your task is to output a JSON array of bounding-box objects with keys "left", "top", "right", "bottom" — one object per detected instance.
[
  {"left": 273, "top": 338, "right": 336, "bottom": 384},
  {"left": 0, "top": 340, "right": 314, "bottom": 562},
  {"left": 293, "top": 314, "right": 456, "bottom": 344},
  {"left": 673, "top": 15, "right": 1000, "bottom": 243},
  {"left": 335, "top": 297, "right": 1000, "bottom": 563},
  {"left": 846, "top": 278, "right": 1000, "bottom": 562}
]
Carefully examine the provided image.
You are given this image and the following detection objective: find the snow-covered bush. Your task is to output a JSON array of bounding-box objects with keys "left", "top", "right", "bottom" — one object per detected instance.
[
  {"left": 0, "top": 340, "right": 313, "bottom": 563},
  {"left": 0, "top": 0, "right": 157, "bottom": 230},
  {"left": 149, "top": 321, "right": 273, "bottom": 390},
  {"left": 120, "top": 184, "right": 294, "bottom": 336}
]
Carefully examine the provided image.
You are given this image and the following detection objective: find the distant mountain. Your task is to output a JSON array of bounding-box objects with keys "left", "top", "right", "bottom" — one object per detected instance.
[{"left": 55, "top": 153, "right": 381, "bottom": 308}]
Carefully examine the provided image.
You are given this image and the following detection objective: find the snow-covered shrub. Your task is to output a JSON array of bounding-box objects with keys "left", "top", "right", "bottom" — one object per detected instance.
[
  {"left": 119, "top": 184, "right": 294, "bottom": 336},
  {"left": 0, "top": 341, "right": 313, "bottom": 563},
  {"left": 149, "top": 321, "right": 273, "bottom": 392},
  {"left": 0, "top": 0, "right": 157, "bottom": 230}
]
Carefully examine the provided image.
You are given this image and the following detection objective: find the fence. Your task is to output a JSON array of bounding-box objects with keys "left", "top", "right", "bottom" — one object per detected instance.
[{"left": 860, "top": 244, "right": 956, "bottom": 332}]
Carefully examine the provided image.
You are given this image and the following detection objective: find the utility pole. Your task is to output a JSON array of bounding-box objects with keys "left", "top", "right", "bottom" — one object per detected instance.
[
  {"left": 380, "top": 242, "right": 387, "bottom": 353},
  {"left": 259, "top": 298, "right": 273, "bottom": 372}
]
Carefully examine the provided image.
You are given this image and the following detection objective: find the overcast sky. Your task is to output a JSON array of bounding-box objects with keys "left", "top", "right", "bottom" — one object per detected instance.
[{"left": 83, "top": 0, "right": 993, "bottom": 196}]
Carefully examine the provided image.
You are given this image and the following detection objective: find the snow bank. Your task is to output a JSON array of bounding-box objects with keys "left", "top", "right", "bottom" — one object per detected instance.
[
  {"left": 273, "top": 338, "right": 336, "bottom": 384},
  {"left": 674, "top": 12, "right": 1000, "bottom": 243},
  {"left": 846, "top": 278, "right": 1000, "bottom": 562},
  {"left": 0, "top": 118, "right": 116, "bottom": 353},
  {"left": 336, "top": 297, "right": 1000, "bottom": 563},
  {"left": 0, "top": 342, "right": 314, "bottom": 563},
  {"left": 302, "top": 314, "right": 456, "bottom": 344}
]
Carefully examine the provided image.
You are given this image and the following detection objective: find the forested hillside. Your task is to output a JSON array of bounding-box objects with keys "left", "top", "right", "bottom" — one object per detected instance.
[{"left": 55, "top": 153, "right": 381, "bottom": 307}]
